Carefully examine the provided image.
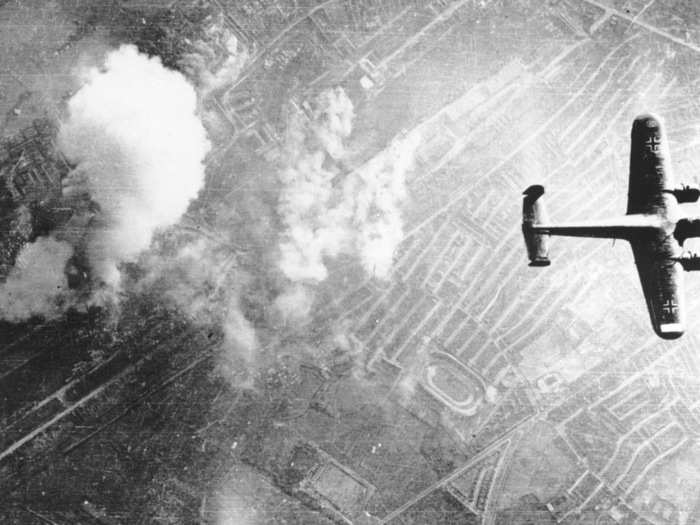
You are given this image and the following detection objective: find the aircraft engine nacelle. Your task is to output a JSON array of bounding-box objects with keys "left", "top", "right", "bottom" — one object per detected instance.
[
  {"left": 675, "top": 218, "right": 700, "bottom": 244},
  {"left": 676, "top": 253, "right": 700, "bottom": 271},
  {"left": 522, "top": 185, "right": 551, "bottom": 266},
  {"left": 672, "top": 183, "right": 700, "bottom": 203}
]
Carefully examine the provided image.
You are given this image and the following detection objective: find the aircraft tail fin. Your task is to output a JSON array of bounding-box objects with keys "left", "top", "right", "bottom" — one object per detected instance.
[{"left": 522, "top": 185, "right": 551, "bottom": 266}]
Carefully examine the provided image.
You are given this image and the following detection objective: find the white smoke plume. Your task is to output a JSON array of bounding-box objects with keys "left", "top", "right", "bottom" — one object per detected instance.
[
  {"left": 311, "top": 87, "right": 354, "bottom": 160},
  {"left": 276, "top": 89, "right": 352, "bottom": 282},
  {"left": 58, "top": 44, "right": 210, "bottom": 288},
  {"left": 142, "top": 236, "right": 258, "bottom": 361},
  {"left": 344, "top": 130, "right": 419, "bottom": 278},
  {"left": 222, "top": 307, "right": 259, "bottom": 362},
  {"left": 180, "top": 15, "right": 249, "bottom": 97},
  {"left": 0, "top": 236, "right": 73, "bottom": 322},
  {"left": 273, "top": 283, "right": 314, "bottom": 324},
  {"left": 277, "top": 87, "right": 416, "bottom": 283}
]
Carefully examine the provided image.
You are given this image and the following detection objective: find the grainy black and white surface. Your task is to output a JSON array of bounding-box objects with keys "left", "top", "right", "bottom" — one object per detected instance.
[{"left": 1, "top": 1, "right": 700, "bottom": 523}]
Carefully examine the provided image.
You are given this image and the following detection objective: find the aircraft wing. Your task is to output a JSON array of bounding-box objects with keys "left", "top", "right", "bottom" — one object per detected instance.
[
  {"left": 626, "top": 114, "right": 675, "bottom": 215},
  {"left": 631, "top": 241, "right": 685, "bottom": 339}
]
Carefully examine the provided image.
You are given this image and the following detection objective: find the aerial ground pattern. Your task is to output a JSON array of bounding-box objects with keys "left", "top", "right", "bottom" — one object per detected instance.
[{"left": 1, "top": 0, "right": 700, "bottom": 523}]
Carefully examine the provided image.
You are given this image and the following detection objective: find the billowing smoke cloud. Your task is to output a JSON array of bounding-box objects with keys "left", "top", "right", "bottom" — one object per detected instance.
[
  {"left": 0, "top": 236, "right": 73, "bottom": 321},
  {"left": 139, "top": 89, "right": 406, "bottom": 367},
  {"left": 0, "top": 44, "right": 210, "bottom": 324},
  {"left": 277, "top": 87, "right": 416, "bottom": 283},
  {"left": 59, "top": 44, "right": 210, "bottom": 288}
]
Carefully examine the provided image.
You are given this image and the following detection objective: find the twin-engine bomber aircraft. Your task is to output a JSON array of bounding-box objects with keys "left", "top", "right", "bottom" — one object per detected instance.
[{"left": 522, "top": 114, "right": 700, "bottom": 339}]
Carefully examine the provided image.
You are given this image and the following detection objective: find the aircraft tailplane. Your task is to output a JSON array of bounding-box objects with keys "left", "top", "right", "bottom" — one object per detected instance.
[{"left": 522, "top": 185, "right": 551, "bottom": 266}]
